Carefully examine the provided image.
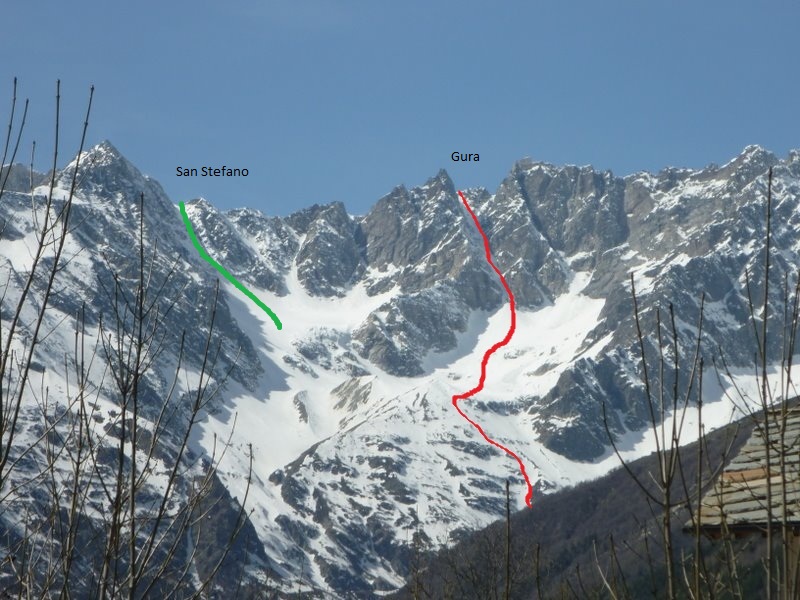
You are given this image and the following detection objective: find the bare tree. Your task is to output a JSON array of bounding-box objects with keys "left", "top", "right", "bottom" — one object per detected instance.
[
  {"left": 713, "top": 168, "right": 800, "bottom": 599},
  {"left": 0, "top": 80, "right": 255, "bottom": 598},
  {"left": 600, "top": 274, "right": 711, "bottom": 599},
  {"left": 600, "top": 165, "right": 800, "bottom": 600}
]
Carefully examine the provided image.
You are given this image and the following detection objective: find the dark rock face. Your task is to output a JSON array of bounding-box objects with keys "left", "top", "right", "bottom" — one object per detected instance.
[
  {"left": 348, "top": 170, "right": 506, "bottom": 375},
  {"left": 295, "top": 201, "right": 362, "bottom": 296},
  {"left": 184, "top": 199, "right": 290, "bottom": 295},
  {"left": 360, "top": 171, "right": 457, "bottom": 270},
  {"left": 359, "top": 171, "right": 496, "bottom": 303},
  {"left": 226, "top": 207, "right": 299, "bottom": 294},
  {"left": 0, "top": 163, "right": 48, "bottom": 193},
  {"left": 511, "top": 161, "right": 628, "bottom": 258},
  {"left": 353, "top": 286, "right": 472, "bottom": 376}
]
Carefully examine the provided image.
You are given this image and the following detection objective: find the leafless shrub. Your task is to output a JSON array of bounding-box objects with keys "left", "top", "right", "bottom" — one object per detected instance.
[{"left": 0, "top": 80, "right": 254, "bottom": 597}]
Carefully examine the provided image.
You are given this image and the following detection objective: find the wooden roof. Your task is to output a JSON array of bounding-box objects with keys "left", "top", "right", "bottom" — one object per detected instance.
[{"left": 692, "top": 402, "right": 800, "bottom": 536}]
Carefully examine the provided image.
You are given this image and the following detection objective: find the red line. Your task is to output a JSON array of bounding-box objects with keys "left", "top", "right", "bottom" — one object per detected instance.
[{"left": 452, "top": 190, "right": 533, "bottom": 509}]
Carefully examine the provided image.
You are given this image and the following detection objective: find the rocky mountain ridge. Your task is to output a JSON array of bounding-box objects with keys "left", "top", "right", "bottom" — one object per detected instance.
[{"left": 1, "top": 141, "right": 799, "bottom": 596}]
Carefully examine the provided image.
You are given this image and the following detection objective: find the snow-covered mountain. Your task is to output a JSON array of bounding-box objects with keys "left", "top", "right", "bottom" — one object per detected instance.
[{"left": 2, "top": 141, "right": 799, "bottom": 596}]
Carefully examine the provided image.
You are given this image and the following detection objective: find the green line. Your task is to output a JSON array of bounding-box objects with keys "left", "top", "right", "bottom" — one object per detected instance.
[{"left": 179, "top": 201, "right": 283, "bottom": 331}]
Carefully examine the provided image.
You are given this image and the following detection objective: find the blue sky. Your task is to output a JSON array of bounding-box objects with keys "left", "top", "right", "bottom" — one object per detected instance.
[{"left": 2, "top": 1, "right": 799, "bottom": 215}]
